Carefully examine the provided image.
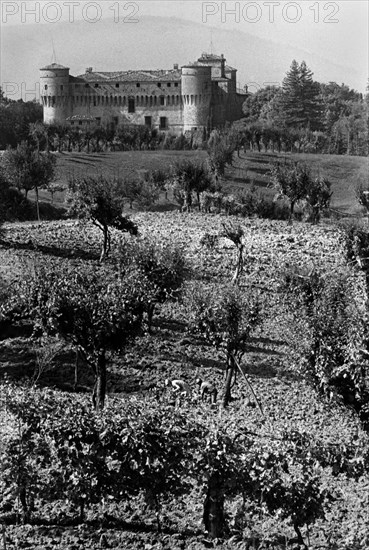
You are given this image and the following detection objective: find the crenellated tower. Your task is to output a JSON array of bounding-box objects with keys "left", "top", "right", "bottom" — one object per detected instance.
[
  {"left": 40, "top": 63, "right": 71, "bottom": 124},
  {"left": 181, "top": 65, "right": 212, "bottom": 132}
]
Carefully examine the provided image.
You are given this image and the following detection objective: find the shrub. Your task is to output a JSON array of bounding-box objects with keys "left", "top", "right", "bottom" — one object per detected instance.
[
  {"left": 2, "top": 261, "right": 148, "bottom": 410},
  {"left": 117, "top": 237, "right": 187, "bottom": 331},
  {"left": 281, "top": 264, "right": 369, "bottom": 405},
  {"left": 171, "top": 160, "right": 213, "bottom": 211},
  {"left": 0, "top": 382, "right": 333, "bottom": 543},
  {"left": 67, "top": 175, "right": 138, "bottom": 261},
  {"left": 187, "top": 283, "right": 262, "bottom": 407}
]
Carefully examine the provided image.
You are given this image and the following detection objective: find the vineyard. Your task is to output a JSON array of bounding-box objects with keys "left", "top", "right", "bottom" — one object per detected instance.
[{"left": 1, "top": 211, "right": 369, "bottom": 549}]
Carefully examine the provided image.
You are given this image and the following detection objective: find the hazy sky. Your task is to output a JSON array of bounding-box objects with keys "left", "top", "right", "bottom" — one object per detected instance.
[{"left": 1, "top": 1, "right": 368, "bottom": 92}]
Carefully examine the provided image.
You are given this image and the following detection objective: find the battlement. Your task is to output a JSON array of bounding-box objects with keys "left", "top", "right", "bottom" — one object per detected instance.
[{"left": 39, "top": 53, "right": 247, "bottom": 132}]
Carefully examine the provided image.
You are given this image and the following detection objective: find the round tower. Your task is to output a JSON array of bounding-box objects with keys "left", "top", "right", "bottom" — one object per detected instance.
[
  {"left": 181, "top": 65, "right": 212, "bottom": 132},
  {"left": 40, "top": 63, "right": 70, "bottom": 125}
]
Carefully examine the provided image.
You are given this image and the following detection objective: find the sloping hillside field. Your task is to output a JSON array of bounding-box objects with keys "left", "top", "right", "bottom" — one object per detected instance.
[{"left": 1, "top": 213, "right": 369, "bottom": 549}]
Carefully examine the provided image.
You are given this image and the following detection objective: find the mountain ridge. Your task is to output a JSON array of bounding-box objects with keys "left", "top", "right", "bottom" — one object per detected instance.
[{"left": 1, "top": 15, "right": 365, "bottom": 100}]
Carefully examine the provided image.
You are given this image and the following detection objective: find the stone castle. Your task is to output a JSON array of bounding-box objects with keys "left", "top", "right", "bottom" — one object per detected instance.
[{"left": 40, "top": 53, "right": 248, "bottom": 134}]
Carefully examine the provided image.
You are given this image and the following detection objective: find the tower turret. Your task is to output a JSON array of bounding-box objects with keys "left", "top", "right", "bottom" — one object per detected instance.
[
  {"left": 40, "top": 63, "right": 70, "bottom": 124},
  {"left": 181, "top": 65, "right": 212, "bottom": 132}
]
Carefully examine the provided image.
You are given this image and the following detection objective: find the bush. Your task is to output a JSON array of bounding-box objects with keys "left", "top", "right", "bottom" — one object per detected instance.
[
  {"left": 281, "top": 264, "right": 369, "bottom": 405},
  {"left": 67, "top": 175, "right": 137, "bottom": 261},
  {"left": 117, "top": 237, "right": 188, "bottom": 330},
  {"left": 340, "top": 220, "right": 369, "bottom": 275},
  {"left": 0, "top": 381, "right": 333, "bottom": 543},
  {"left": 187, "top": 282, "right": 262, "bottom": 407}
]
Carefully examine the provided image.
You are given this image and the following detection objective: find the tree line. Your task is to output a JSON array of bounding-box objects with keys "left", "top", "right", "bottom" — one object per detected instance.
[
  {"left": 239, "top": 60, "right": 368, "bottom": 156},
  {"left": 1, "top": 59, "right": 367, "bottom": 156}
]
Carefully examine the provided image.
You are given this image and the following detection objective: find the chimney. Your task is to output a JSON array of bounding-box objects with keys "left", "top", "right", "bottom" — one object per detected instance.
[{"left": 173, "top": 63, "right": 179, "bottom": 70}]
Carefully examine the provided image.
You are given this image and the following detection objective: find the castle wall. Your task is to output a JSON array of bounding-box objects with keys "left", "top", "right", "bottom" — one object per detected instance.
[
  {"left": 68, "top": 80, "right": 183, "bottom": 132},
  {"left": 39, "top": 56, "right": 247, "bottom": 133},
  {"left": 181, "top": 66, "right": 212, "bottom": 131},
  {"left": 40, "top": 66, "right": 71, "bottom": 124}
]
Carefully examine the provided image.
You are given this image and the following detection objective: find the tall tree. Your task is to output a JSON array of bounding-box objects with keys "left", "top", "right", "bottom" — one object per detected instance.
[{"left": 278, "top": 60, "right": 322, "bottom": 130}]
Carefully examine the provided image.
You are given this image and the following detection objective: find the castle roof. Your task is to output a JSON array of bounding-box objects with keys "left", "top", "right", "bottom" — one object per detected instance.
[
  {"left": 40, "top": 62, "right": 69, "bottom": 70},
  {"left": 77, "top": 69, "right": 181, "bottom": 83},
  {"left": 198, "top": 53, "right": 224, "bottom": 61}
]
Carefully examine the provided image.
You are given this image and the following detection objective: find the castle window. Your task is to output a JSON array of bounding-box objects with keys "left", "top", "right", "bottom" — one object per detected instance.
[
  {"left": 60, "top": 85, "right": 63, "bottom": 91},
  {"left": 166, "top": 97, "right": 170, "bottom": 106},
  {"left": 160, "top": 117, "right": 167, "bottom": 129},
  {"left": 174, "top": 82, "right": 178, "bottom": 87},
  {"left": 136, "top": 83, "right": 140, "bottom": 88},
  {"left": 167, "top": 83, "right": 171, "bottom": 87},
  {"left": 157, "top": 83, "right": 161, "bottom": 88},
  {"left": 71, "top": 121, "right": 74, "bottom": 125},
  {"left": 44, "top": 85, "right": 48, "bottom": 90},
  {"left": 79, "top": 121, "right": 83, "bottom": 125},
  {"left": 128, "top": 97, "right": 135, "bottom": 113},
  {"left": 160, "top": 96, "right": 165, "bottom": 106},
  {"left": 116, "top": 83, "right": 119, "bottom": 88},
  {"left": 154, "top": 96, "right": 157, "bottom": 106},
  {"left": 95, "top": 83, "right": 99, "bottom": 88},
  {"left": 145, "top": 116, "right": 152, "bottom": 127}
]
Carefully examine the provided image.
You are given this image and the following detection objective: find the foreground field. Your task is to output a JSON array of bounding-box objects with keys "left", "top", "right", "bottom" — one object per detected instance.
[{"left": 1, "top": 213, "right": 369, "bottom": 549}]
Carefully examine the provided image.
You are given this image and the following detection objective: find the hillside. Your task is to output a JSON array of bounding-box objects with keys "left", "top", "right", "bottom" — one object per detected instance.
[
  {"left": 35, "top": 150, "right": 369, "bottom": 215},
  {"left": 1, "top": 15, "right": 366, "bottom": 101}
]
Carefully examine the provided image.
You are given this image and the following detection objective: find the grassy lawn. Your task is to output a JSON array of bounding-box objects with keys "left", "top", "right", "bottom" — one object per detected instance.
[
  {"left": 226, "top": 151, "right": 369, "bottom": 214},
  {"left": 29, "top": 149, "right": 368, "bottom": 216}
]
